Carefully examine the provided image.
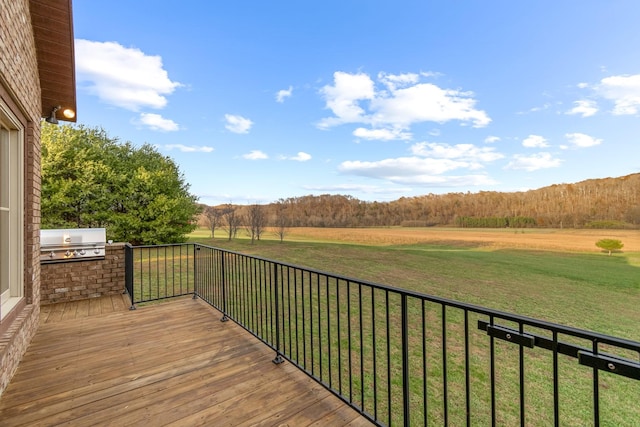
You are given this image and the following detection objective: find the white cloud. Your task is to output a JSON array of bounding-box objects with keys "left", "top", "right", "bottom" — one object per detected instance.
[
  {"left": 420, "top": 71, "right": 443, "bottom": 79},
  {"left": 243, "top": 150, "right": 268, "bottom": 160},
  {"left": 517, "top": 103, "right": 552, "bottom": 115},
  {"left": 565, "top": 132, "right": 602, "bottom": 148},
  {"left": 566, "top": 100, "right": 598, "bottom": 117},
  {"left": 136, "top": 113, "right": 179, "bottom": 132},
  {"left": 484, "top": 136, "right": 500, "bottom": 143},
  {"left": 410, "top": 142, "right": 504, "bottom": 164},
  {"left": 371, "top": 83, "right": 490, "bottom": 128},
  {"left": 389, "top": 174, "right": 496, "bottom": 186},
  {"left": 318, "top": 72, "right": 375, "bottom": 128},
  {"left": 340, "top": 157, "right": 471, "bottom": 177},
  {"left": 75, "top": 39, "right": 181, "bottom": 111},
  {"left": 378, "top": 72, "right": 420, "bottom": 91},
  {"left": 280, "top": 152, "right": 312, "bottom": 161},
  {"left": 303, "top": 183, "right": 412, "bottom": 195},
  {"left": 597, "top": 74, "right": 640, "bottom": 115},
  {"left": 291, "top": 152, "right": 311, "bottom": 161},
  {"left": 338, "top": 140, "right": 502, "bottom": 187},
  {"left": 338, "top": 157, "right": 496, "bottom": 186},
  {"left": 505, "top": 153, "right": 562, "bottom": 171},
  {"left": 353, "top": 127, "right": 412, "bottom": 141},
  {"left": 225, "top": 114, "right": 254, "bottom": 134},
  {"left": 165, "top": 144, "right": 214, "bottom": 153},
  {"left": 318, "top": 71, "right": 490, "bottom": 133},
  {"left": 276, "top": 86, "right": 293, "bottom": 103},
  {"left": 522, "top": 135, "right": 549, "bottom": 148}
]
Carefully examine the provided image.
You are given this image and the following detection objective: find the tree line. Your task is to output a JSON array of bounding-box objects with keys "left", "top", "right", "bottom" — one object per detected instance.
[
  {"left": 41, "top": 124, "right": 199, "bottom": 245},
  {"left": 201, "top": 173, "right": 640, "bottom": 234}
]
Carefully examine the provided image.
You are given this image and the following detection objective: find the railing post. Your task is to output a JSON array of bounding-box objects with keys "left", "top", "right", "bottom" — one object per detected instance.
[
  {"left": 220, "top": 251, "right": 229, "bottom": 322},
  {"left": 193, "top": 244, "right": 199, "bottom": 299},
  {"left": 272, "top": 263, "right": 284, "bottom": 364},
  {"left": 124, "top": 243, "right": 135, "bottom": 310},
  {"left": 401, "top": 293, "right": 410, "bottom": 426}
]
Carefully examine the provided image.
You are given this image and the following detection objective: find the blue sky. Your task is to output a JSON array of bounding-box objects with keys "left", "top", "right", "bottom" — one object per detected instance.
[{"left": 72, "top": 1, "right": 640, "bottom": 206}]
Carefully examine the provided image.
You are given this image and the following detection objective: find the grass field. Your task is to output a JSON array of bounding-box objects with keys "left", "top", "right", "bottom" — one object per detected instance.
[
  {"left": 183, "top": 227, "right": 640, "bottom": 425},
  {"left": 190, "top": 227, "right": 640, "bottom": 340},
  {"left": 192, "top": 226, "right": 639, "bottom": 252}
]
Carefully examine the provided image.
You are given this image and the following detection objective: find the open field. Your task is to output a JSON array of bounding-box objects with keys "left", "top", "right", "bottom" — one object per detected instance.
[
  {"left": 284, "top": 227, "right": 640, "bottom": 253},
  {"left": 189, "top": 227, "right": 640, "bottom": 340},
  {"left": 184, "top": 228, "right": 640, "bottom": 426},
  {"left": 194, "top": 226, "right": 639, "bottom": 252}
]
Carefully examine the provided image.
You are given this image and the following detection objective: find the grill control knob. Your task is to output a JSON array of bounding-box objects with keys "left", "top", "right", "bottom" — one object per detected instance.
[
  {"left": 94, "top": 248, "right": 100, "bottom": 254},
  {"left": 49, "top": 252, "right": 55, "bottom": 258},
  {"left": 65, "top": 251, "right": 71, "bottom": 257},
  {"left": 79, "top": 249, "right": 86, "bottom": 256}
]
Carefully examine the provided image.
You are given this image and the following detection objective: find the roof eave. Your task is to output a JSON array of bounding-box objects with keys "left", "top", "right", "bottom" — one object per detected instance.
[{"left": 30, "top": 0, "right": 77, "bottom": 123}]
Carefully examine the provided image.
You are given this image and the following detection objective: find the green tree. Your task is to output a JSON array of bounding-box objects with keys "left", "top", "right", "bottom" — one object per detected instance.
[
  {"left": 41, "top": 123, "right": 199, "bottom": 245},
  {"left": 595, "top": 239, "right": 624, "bottom": 256}
]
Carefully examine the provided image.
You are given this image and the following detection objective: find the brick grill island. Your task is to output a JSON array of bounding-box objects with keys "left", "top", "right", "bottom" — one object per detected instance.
[{"left": 40, "top": 236, "right": 126, "bottom": 304}]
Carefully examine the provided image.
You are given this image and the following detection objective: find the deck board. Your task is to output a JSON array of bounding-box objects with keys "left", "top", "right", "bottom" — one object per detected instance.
[{"left": 0, "top": 296, "right": 372, "bottom": 426}]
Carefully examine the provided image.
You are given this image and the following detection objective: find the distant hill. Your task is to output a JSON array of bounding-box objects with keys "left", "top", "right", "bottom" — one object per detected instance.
[{"left": 200, "top": 173, "right": 640, "bottom": 229}]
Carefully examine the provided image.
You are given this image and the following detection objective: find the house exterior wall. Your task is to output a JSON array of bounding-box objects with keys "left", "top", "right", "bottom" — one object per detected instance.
[
  {"left": 41, "top": 244, "right": 127, "bottom": 304},
  {"left": 0, "top": 0, "right": 43, "bottom": 396}
]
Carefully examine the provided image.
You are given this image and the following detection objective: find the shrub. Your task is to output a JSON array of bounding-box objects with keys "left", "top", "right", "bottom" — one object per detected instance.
[{"left": 595, "top": 239, "right": 624, "bottom": 255}]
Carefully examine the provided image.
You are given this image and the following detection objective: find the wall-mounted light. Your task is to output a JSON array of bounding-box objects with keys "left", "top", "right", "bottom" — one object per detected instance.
[
  {"left": 45, "top": 106, "right": 60, "bottom": 124},
  {"left": 45, "top": 106, "right": 76, "bottom": 124}
]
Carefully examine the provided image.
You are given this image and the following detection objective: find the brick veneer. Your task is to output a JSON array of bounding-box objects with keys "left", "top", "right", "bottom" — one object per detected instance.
[
  {"left": 40, "top": 243, "right": 127, "bottom": 304},
  {"left": 0, "top": 0, "right": 43, "bottom": 397}
]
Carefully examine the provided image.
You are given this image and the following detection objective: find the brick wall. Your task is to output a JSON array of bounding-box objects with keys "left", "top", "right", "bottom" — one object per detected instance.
[
  {"left": 0, "top": 305, "right": 35, "bottom": 394},
  {"left": 0, "top": 0, "right": 45, "bottom": 398},
  {"left": 41, "top": 243, "right": 127, "bottom": 304}
]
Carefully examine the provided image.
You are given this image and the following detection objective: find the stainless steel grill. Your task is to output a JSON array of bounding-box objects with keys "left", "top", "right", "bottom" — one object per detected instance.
[{"left": 40, "top": 228, "right": 107, "bottom": 263}]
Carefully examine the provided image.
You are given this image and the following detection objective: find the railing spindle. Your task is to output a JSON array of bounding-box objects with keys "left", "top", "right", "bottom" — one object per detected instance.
[
  {"left": 553, "top": 330, "right": 559, "bottom": 427},
  {"left": 465, "top": 310, "right": 471, "bottom": 427},
  {"left": 442, "top": 304, "right": 448, "bottom": 427},
  {"left": 401, "top": 293, "right": 410, "bottom": 427}
]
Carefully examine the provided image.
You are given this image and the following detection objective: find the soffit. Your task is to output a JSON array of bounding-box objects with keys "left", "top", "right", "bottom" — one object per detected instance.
[{"left": 30, "top": 0, "right": 77, "bottom": 122}]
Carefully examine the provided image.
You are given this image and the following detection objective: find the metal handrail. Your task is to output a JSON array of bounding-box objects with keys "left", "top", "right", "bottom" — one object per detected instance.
[{"left": 127, "top": 243, "right": 640, "bottom": 426}]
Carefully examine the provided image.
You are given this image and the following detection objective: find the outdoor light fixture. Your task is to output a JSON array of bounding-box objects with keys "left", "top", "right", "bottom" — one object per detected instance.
[
  {"left": 45, "top": 106, "right": 75, "bottom": 124},
  {"left": 45, "top": 106, "right": 60, "bottom": 124}
]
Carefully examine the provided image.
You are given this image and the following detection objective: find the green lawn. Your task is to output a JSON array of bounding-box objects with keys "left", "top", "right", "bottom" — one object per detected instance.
[{"left": 190, "top": 231, "right": 640, "bottom": 341}]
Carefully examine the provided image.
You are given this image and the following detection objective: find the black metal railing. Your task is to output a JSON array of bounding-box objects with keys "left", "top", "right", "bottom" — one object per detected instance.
[
  {"left": 125, "top": 243, "right": 640, "bottom": 426},
  {"left": 124, "top": 243, "right": 195, "bottom": 308}
]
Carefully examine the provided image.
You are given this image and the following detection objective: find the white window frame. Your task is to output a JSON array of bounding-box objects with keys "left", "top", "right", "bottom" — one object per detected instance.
[{"left": 0, "top": 99, "right": 24, "bottom": 320}]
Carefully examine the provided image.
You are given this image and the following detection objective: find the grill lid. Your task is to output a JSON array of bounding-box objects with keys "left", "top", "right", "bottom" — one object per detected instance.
[{"left": 40, "top": 228, "right": 107, "bottom": 262}]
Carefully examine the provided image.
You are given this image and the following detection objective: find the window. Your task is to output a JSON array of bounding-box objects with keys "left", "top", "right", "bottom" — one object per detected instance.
[{"left": 0, "top": 101, "right": 24, "bottom": 320}]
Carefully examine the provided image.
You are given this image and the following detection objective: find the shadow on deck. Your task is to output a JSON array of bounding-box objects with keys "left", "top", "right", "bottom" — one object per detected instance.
[{"left": 0, "top": 296, "right": 372, "bottom": 426}]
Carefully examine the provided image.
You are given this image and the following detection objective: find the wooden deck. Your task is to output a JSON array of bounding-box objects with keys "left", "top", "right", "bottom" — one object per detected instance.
[
  {"left": 39, "top": 293, "right": 132, "bottom": 324},
  {"left": 0, "top": 296, "right": 372, "bottom": 426}
]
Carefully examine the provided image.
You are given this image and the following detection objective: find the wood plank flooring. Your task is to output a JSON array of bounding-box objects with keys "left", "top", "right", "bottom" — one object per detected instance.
[
  {"left": 0, "top": 297, "right": 372, "bottom": 426},
  {"left": 39, "top": 293, "right": 131, "bottom": 324}
]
